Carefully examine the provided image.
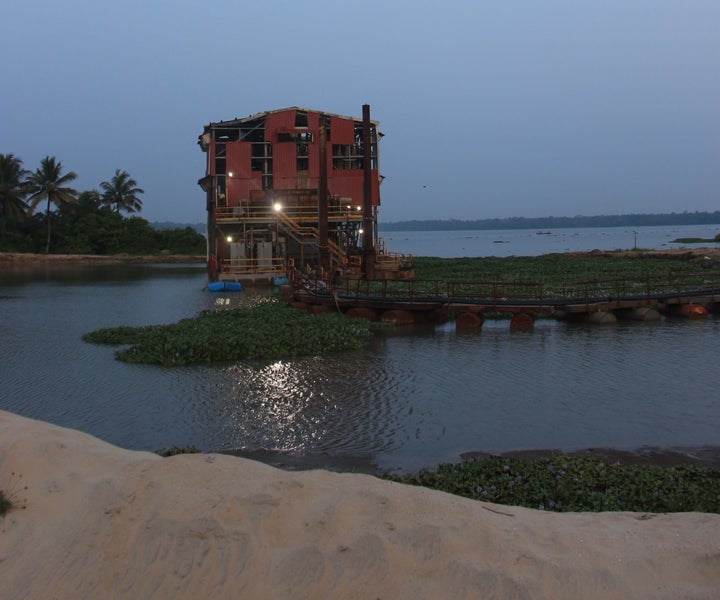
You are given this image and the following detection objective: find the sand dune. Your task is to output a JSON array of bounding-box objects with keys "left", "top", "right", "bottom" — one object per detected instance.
[{"left": 1, "top": 410, "right": 718, "bottom": 599}]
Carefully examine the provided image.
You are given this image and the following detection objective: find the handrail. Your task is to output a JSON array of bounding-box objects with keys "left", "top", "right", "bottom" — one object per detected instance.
[
  {"left": 301, "top": 271, "right": 720, "bottom": 306},
  {"left": 549, "top": 271, "right": 720, "bottom": 304},
  {"left": 375, "top": 251, "right": 413, "bottom": 271},
  {"left": 447, "top": 281, "right": 545, "bottom": 304},
  {"left": 216, "top": 204, "right": 367, "bottom": 270},
  {"left": 276, "top": 213, "right": 346, "bottom": 264},
  {"left": 215, "top": 205, "right": 363, "bottom": 222},
  {"left": 222, "top": 257, "right": 285, "bottom": 276}
]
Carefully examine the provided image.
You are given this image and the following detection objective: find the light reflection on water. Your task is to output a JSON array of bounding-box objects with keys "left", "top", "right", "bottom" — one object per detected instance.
[
  {"left": 191, "top": 349, "right": 410, "bottom": 457},
  {"left": 1, "top": 261, "right": 720, "bottom": 474}
]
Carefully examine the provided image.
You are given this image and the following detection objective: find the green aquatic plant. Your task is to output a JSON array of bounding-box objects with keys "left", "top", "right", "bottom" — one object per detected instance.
[
  {"left": 83, "top": 299, "right": 374, "bottom": 366},
  {"left": 410, "top": 254, "right": 720, "bottom": 300},
  {"left": 337, "top": 254, "right": 720, "bottom": 305},
  {"left": 383, "top": 454, "right": 720, "bottom": 513},
  {"left": 413, "top": 254, "right": 713, "bottom": 286},
  {"left": 672, "top": 237, "right": 717, "bottom": 244}
]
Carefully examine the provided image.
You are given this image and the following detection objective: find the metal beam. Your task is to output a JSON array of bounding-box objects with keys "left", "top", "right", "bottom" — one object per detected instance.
[{"left": 362, "top": 104, "right": 375, "bottom": 279}]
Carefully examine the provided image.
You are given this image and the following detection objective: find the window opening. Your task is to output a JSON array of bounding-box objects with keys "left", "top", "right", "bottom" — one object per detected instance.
[
  {"left": 295, "top": 110, "right": 308, "bottom": 127},
  {"left": 296, "top": 142, "right": 309, "bottom": 171},
  {"left": 214, "top": 143, "right": 226, "bottom": 174},
  {"left": 278, "top": 131, "right": 313, "bottom": 143}
]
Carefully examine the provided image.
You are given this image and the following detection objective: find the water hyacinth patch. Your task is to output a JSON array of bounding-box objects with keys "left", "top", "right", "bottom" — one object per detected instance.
[
  {"left": 411, "top": 254, "right": 720, "bottom": 300},
  {"left": 383, "top": 454, "right": 720, "bottom": 513},
  {"left": 413, "top": 254, "right": 715, "bottom": 285},
  {"left": 83, "top": 299, "right": 375, "bottom": 366}
]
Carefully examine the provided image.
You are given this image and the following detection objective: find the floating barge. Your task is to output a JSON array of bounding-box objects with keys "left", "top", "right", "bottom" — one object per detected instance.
[{"left": 198, "top": 105, "right": 412, "bottom": 285}]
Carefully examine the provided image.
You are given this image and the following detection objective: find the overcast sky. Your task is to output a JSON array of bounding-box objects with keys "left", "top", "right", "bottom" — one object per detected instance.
[{"left": 3, "top": 1, "right": 719, "bottom": 224}]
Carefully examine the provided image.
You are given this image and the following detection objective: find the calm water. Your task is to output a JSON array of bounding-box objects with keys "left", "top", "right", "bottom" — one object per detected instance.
[
  {"left": 379, "top": 223, "right": 720, "bottom": 258},
  {"left": 2, "top": 225, "right": 720, "bottom": 473}
]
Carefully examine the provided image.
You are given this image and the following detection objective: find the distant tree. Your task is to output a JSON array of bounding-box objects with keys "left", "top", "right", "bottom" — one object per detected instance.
[
  {"left": 0, "top": 153, "right": 30, "bottom": 225},
  {"left": 26, "top": 156, "right": 78, "bottom": 253},
  {"left": 100, "top": 169, "right": 144, "bottom": 215},
  {"left": 52, "top": 190, "right": 116, "bottom": 254}
]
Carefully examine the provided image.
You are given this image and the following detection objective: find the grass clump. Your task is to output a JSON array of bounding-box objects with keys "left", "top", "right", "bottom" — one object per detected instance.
[
  {"left": 1, "top": 472, "right": 27, "bottom": 517},
  {"left": 0, "top": 489, "right": 11, "bottom": 517},
  {"left": 83, "top": 299, "right": 374, "bottom": 366},
  {"left": 383, "top": 454, "right": 720, "bottom": 513},
  {"left": 156, "top": 445, "right": 202, "bottom": 457}
]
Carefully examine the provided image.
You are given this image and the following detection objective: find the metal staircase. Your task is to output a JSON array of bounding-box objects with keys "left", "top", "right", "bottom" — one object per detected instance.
[{"left": 276, "top": 212, "right": 346, "bottom": 266}]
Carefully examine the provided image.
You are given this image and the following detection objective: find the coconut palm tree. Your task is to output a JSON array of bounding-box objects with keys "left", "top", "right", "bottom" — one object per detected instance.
[
  {"left": 100, "top": 169, "right": 144, "bottom": 215},
  {"left": 26, "top": 156, "right": 78, "bottom": 253},
  {"left": 0, "top": 153, "right": 30, "bottom": 224}
]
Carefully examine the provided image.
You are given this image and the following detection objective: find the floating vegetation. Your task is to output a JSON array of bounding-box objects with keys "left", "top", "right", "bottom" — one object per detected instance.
[
  {"left": 336, "top": 254, "right": 720, "bottom": 304},
  {"left": 410, "top": 254, "right": 720, "bottom": 300},
  {"left": 412, "top": 254, "right": 717, "bottom": 285},
  {"left": 383, "top": 454, "right": 720, "bottom": 513},
  {"left": 83, "top": 299, "right": 374, "bottom": 366},
  {"left": 671, "top": 237, "right": 719, "bottom": 244},
  {"left": 84, "top": 254, "right": 720, "bottom": 366}
]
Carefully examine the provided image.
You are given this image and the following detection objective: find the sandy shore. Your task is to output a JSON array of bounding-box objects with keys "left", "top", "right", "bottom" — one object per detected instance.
[{"left": 1, "top": 411, "right": 718, "bottom": 599}]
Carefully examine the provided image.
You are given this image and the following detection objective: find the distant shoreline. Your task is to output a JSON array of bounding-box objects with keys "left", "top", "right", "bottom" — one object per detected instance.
[
  {"left": 0, "top": 252, "right": 205, "bottom": 266},
  {"left": 379, "top": 213, "right": 720, "bottom": 232}
]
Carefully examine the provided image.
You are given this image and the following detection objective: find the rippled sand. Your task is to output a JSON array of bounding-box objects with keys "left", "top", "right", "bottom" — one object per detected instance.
[{"left": 2, "top": 411, "right": 719, "bottom": 599}]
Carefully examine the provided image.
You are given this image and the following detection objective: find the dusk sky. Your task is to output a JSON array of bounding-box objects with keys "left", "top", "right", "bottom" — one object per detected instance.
[{"left": 3, "top": 1, "right": 719, "bottom": 225}]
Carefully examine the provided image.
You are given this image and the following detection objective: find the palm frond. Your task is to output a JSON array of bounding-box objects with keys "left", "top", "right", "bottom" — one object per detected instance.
[{"left": 100, "top": 169, "right": 144, "bottom": 214}]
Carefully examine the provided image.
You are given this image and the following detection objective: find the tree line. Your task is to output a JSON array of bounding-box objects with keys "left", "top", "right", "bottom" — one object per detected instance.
[
  {"left": 379, "top": 212, "right": 720, "bottom": 232},
  {"left": 0, "top": 154, "right": 206, "bottom": 255}
]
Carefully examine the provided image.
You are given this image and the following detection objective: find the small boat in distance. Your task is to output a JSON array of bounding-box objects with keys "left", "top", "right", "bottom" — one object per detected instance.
[{"left": 536, "top": 231, "right": 552, "bottom": 235}]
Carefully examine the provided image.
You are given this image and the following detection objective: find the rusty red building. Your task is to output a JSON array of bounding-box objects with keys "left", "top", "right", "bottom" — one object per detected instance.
[{"left": 198, "top": 105, "right": 410, "bottom": 284}]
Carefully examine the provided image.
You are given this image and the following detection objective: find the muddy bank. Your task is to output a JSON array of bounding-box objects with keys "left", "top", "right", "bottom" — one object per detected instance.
[{"left": 0, "top": 252, "right": 205, "bottom": 266}]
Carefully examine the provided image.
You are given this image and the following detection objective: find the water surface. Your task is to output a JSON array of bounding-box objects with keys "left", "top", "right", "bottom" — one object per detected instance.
[
  {"left": 379, "top": 223, "right": 720, "bottom": 258},
  {"left": 2, "top": 233, "right": 719, "bottom": 473}
]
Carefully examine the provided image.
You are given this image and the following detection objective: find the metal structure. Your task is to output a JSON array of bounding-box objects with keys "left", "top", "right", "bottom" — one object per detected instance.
[
  {"left": 198, "top": 105, "right": 412, "bottom": 283},
  {"left": 285, "top": 271, "right": 720, "bottom": 328}
]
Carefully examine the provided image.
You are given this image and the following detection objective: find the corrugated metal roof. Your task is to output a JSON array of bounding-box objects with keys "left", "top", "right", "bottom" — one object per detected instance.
[{"left": 204, "top": 106, "right": 379, "bottom": 128}]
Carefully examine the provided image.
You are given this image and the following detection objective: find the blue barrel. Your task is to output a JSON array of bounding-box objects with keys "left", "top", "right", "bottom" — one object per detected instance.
[{"left": 208, "top": 281, "right": 242, "bottom": 292}]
